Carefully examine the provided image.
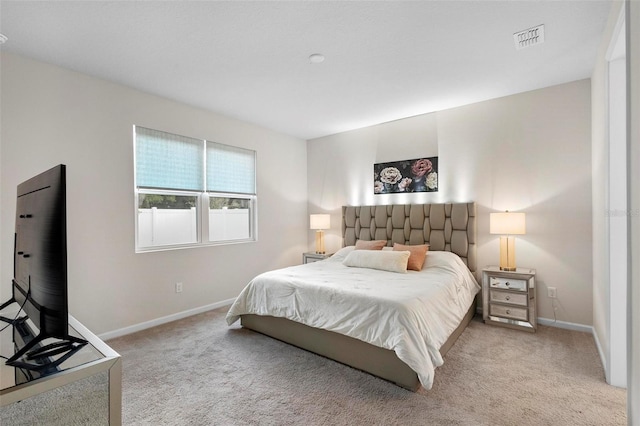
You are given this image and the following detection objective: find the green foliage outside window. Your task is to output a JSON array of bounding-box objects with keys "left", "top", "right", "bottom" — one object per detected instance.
[
  {"left": 139, "top": 194, "right": 197, "bottom": 209},
  {"left": 209, "top": 197, "right": 249, "bottom": 210}
]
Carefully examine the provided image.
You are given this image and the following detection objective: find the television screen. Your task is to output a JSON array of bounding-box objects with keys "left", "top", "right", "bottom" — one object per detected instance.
[
  {"left": 0, "top": 164, "right": 86, "bottom": 370},
  {"left": 13, "top": 164, "right": 68, "bottom": 338}
]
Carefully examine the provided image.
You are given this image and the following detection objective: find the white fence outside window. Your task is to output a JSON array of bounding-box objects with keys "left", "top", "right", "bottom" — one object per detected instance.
[
  {"left": 209, "top": 209, "right": 251, "bottom": 241},
  {"left": 138, "top": 208, "right": 249, "bottom": 247}
]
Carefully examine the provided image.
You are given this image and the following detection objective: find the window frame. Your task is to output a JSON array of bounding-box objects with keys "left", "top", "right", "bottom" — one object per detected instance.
[
  {"left": 134, "top": 127, "right": 257, "bottom": 253},
  {"left": 135, "top": 188, "right": 202, "bottom": 251},
  {"left": 204, "top": 192, "right": 257, "bottom": 245}
]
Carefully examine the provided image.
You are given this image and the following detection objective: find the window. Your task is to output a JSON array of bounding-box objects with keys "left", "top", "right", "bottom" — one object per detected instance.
[
  {"left": 208, "top": 197, "right": 251, "bottom": 242},
  {"left": 134, "top": 126, "right": 256, "bottom": 251}
]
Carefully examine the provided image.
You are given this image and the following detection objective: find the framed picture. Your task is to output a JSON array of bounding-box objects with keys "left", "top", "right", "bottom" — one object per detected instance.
[{"left": 374, "top": 157, "right": 438, "bottom": 194}]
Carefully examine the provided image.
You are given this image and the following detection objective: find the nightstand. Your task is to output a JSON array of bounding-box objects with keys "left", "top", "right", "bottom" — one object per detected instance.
[
  {"left": 302, "top": 252, "right": 332, "bottom": 264},
  {"left": 482, "top": 266, "right": 536, "bottom": 332}
]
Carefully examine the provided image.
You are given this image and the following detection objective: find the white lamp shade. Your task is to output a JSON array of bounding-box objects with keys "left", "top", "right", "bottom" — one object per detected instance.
[
  {"left": 310, "top": 214, "right": 330, "bottom": 230},
  {"left": 490, "top": 212, "right": 526, "bottom": 235}
]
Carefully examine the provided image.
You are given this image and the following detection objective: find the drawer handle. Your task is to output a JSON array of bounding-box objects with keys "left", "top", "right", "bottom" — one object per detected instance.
[
  {"left": 505, "top": 282, "right": 510, "bottom": 287},
  {"left": 506, "top": 309, "right": 511, "bottom": 314},
  {"left": 505, "top": 296, "right": 511, "bottom": 301}
]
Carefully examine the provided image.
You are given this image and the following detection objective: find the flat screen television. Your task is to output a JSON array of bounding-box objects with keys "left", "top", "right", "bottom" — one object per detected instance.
[{"left": 0, "top": 164, "right": 85, "bottom": 370}]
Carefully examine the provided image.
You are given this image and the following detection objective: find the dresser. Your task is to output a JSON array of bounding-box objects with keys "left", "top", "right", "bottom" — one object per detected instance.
[{"left": 482, "top": 266, "right": 536, "bottom": 332}]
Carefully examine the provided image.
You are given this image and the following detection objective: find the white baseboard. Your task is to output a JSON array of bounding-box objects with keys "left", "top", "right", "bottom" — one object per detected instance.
[
  {"left": 98, "top": 298, "right": 235, "bottom": 341},
  {"left": 537, "top": 316, "right": 593, "bottom": 334}
]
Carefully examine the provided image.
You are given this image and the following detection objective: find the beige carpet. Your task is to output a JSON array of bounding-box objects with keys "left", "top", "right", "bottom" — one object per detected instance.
[
  {"left": 108, "top": 306, "right": 625, "bottom": 425},
  {"left": 1, "top": 306, "right": 626, "bottom": 425}
]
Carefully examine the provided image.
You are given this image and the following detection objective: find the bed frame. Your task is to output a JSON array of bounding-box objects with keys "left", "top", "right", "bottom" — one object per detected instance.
[{"left": 240, "top": 203, "right": 477, "bottom": 391}]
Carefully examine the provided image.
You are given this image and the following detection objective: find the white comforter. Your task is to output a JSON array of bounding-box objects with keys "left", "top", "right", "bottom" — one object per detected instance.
[{"left": 226, "top": 247, "right": 480, "bottom": 389}]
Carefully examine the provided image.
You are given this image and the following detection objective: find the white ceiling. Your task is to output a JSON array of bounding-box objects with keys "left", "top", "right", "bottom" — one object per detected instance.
[{"left": 0, "top": 1, "right": 612, "bottom": 140}]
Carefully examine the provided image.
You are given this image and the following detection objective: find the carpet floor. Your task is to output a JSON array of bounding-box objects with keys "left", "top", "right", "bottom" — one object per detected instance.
[
  {"left": 108, "top": 306, "right": 626, "bottom": 425},
  {"left": 1, "top": 305, "right": 627, "bottom": 425}
]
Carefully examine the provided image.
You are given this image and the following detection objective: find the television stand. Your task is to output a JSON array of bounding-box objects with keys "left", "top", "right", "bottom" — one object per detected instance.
[
  {"left": 5, "top": 322, "right": 88, "bottom": 371},
  {"left": 27, "top": 339, "right": 86, "bottom": 360},
  {"left": 0, "top": 297, "right": 26, "bottom": 325},
  {"left": 0, "top": 297, "right": 89, "bottom": 371}
]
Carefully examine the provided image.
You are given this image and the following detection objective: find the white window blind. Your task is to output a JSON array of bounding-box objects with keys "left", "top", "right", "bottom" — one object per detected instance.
[
  {"left": 135, "top": 127, "right": 204, "bottom": 191},
  {"left": 206, "top": 141, "right": 256, "bottom": 194}
]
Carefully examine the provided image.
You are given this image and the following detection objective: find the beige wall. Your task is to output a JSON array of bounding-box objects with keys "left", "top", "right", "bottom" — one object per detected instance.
[
  {"left": 0, "top": 52, "right": 308, "bottom": 336},
  {"left": 308, "top": 80, "right": 593, "bottom": 326}
]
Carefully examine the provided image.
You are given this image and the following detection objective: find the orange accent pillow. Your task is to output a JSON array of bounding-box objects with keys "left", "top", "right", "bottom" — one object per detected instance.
[
  {"left": 393, "top": 243, "right": 429, "bottom": 271},
  {"left": 354, "top": 240, "right": 387, "bottom": 250}
]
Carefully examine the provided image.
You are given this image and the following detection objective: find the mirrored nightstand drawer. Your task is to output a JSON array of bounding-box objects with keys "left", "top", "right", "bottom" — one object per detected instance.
[
  {"left": 490, "top": 304, "right": 528, "bottom": 321},
  {"left": 489, "top": 276, "right": 527, "bottom": 292},
  {"left": 489, "top": 289, "right": 528, "bottom": 306}
]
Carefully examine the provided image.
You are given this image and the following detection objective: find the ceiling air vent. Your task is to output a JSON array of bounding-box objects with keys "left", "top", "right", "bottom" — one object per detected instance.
[{"left": 513, "top": 24, "right": 545, "bottom": 50}]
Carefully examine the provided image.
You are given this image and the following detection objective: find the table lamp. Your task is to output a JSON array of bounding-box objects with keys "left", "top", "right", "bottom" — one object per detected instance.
[
  {"left": 490, "top": 211, "right": 526, "bottom": 271},
  {"left": 310, "top": 214, "right": 330, "bottom": 254}
]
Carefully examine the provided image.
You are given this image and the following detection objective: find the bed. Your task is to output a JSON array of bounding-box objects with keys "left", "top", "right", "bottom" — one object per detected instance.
[{"left": 226, "top": 203, "right": 479, "bottom": 391}]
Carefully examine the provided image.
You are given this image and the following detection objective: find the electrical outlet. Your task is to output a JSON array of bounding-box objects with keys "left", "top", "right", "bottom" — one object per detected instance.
[
  {"left": 175, "top": 282, "right": 183, "bottom": 293},
  {"left": 548, "top": 287, "right": 557, "bottom": 299}
]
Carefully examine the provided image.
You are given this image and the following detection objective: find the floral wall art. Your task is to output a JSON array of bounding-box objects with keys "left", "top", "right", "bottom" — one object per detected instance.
[{"left": 374, "top": 157, "right": 438, "bottom": 194}]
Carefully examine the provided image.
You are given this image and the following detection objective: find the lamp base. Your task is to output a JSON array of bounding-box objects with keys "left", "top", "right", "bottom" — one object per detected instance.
[
  {"left": 499, "top": 266, "right": 517, "bottom": 272},
  {"left": 499, "top": 236, "right": 517, "bottom": 271},
  {"left": 315, "top": 230, "right": 325, "bottom": 254}
]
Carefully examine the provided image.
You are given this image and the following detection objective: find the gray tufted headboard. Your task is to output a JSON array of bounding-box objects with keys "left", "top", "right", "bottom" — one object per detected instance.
[{"left": 342, "top": 203, "right": 477, "bottom": 274}]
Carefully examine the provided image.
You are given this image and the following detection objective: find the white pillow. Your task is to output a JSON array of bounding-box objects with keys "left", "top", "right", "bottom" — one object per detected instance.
[
  {"left": 327, "top": 246, "right": 355, "bottom": 262},
  {"left": 343, "top": 250, "right": 410, "bottom": 273}
]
